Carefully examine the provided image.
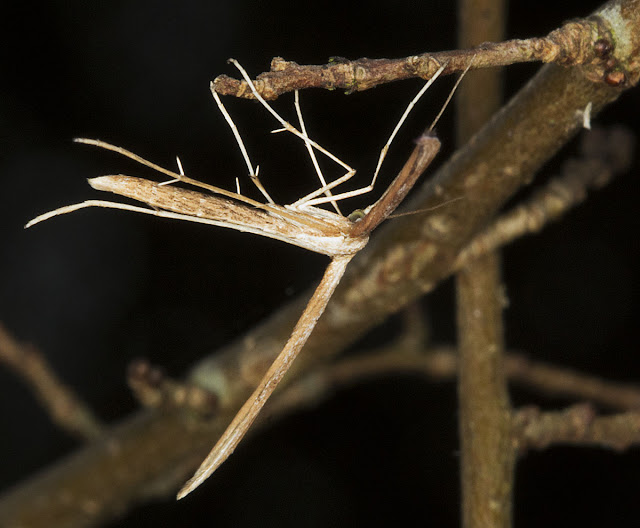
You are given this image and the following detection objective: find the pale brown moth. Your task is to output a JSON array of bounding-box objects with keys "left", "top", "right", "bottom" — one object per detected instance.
[{"left": 27, "top": 58, "right": 469, "bottom": 499}]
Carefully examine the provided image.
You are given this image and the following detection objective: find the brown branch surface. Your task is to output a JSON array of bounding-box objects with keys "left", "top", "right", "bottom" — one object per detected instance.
[
  {"left": 457, "top": 255, "right": 514, "bottom": 528},
  {"left": 213, "top": 16, "right": 621, "bottom": 100},
  {"left": 0, "top": 323, "right": 103, "bottom": 441},
  {"left": 0, "top": 0, "right": 638, "bottom": 525}
]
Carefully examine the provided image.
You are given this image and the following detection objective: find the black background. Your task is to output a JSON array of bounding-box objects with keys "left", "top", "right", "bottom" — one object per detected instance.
[{"left": 2, "top": 1, "right": 639, "bottom": 526}]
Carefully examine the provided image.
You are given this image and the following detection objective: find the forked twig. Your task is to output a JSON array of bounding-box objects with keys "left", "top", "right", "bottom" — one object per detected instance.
[
  {"left": 0, "top": 323, "right": 104, "bottom": 440},
  {"left": 26, "top": 58, "right": 460, "bottom": 499}
]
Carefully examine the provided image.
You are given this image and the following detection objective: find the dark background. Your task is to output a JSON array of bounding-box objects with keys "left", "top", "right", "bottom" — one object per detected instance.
[{"left": 1, "top": 1, "right": 639, "bottom": 526}]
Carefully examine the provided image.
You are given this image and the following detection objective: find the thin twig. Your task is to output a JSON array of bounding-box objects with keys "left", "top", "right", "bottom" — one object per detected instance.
[
  {"left": 514, "top": 404, "right": 640, "bottom": 451},
  {"left": 212, "top": 18, "right": 618, "bottom": 100},
  {"left": 268, "top": 347, "right": 640, "bottom": 417},
  {"left": 506, "top": 354, "right": 640, "bottom": 410},
  {"left": 455, "top": 126, "right": 635, "bottom": 268},
  {"left": 0, "top": 323, "right": 103, "bottom": 440}
]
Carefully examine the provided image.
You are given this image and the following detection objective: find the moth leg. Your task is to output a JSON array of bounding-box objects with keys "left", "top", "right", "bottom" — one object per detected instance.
[
  {"left": 227, "top": 59, "right": 359, "bottom": 212},
  {"left": 295, "top": 62, "right": 447, "bottom": 208},
  {"left": 293, "top": 90, "right": 341, "bottom": 215},
  {"left": 210, "top": 86, "right": 275, "bottom": 204}
]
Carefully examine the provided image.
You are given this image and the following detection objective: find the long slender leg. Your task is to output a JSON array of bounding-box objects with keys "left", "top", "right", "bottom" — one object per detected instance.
[
  {"left": 294, "top": 62, "right": 447, "bottom": 208},
  {"left": 228, "top": 60, "right": 358, "bottom": 205},
  {"left": 302, "top": 57, "right": 476, "bottom": 210},
  {"left": 210, "top": 86, "right": 275, "bottom": 204},
  {"left": 294, "top": 90, "right": 342, "bottom": 215},
  {"left": 428, "top": 55, "right": 475, "bottom": 132},
  {"left": 177, "top": 253, "right": 354, "bottom": 499}
]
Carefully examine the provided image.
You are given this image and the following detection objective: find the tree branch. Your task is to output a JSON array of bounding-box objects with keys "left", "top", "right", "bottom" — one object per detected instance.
[
  {"left": 212, "top": 16, "right": 622, "bottom": 100},
  {"left": 514, "top": 404, "right": 640, "bottom": 451},
  {"left": 454, "top": 0, "right": 514, "bottom": 525},
  {"left": 268, "top": 347, "right": 640, "bottom": 415}
]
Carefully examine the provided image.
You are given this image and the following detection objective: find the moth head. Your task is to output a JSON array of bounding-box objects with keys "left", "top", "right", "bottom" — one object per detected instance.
[{"left": 347, "top": 209, "right": 366, "bottom": 222}]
